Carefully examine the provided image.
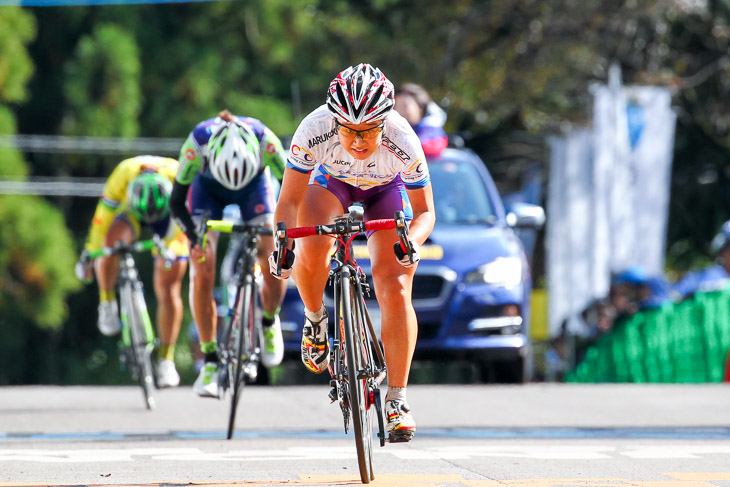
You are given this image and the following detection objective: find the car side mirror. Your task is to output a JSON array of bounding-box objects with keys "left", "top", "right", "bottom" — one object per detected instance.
[{"left": 506, "top": 202, "right": 545, "bottom": 229}]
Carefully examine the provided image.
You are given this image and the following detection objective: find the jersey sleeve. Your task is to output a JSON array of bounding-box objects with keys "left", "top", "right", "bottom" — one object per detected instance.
[
  {"left": 260, "top": 126, "right": 286, "bottom": 181},
  {"left": 399, "top": 133, "right": 431, "bottom": 190},
  {"left": 84, "top": 159, "right": 136, "bottom": 252},
  {"left": 286, "top": 118, "right": 318, "bottom": 174},
  {"left": 84, "top": 202, "right": 115, "bottom": 252},
  {"left": 176, "top": 134, "right": 203, "bottom": 185},
  {"left": 401, "top": 156, "right": 430, "bottom": 189},
  {"left": 158, "top": 158, "right": 179, "bottom": 184}
]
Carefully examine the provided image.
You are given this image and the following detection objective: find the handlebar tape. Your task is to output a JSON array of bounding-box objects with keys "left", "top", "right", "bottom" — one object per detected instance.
[{"left": 285, "top": 219, "right": 396, "bottom": 238}]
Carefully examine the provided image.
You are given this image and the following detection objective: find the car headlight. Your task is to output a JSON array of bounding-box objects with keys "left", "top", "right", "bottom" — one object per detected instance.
[{"left": 465, "top": 256, "right": 522, "bottom": 288}]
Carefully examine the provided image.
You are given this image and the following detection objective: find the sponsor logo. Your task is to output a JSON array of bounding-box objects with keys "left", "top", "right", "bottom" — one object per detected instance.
[
  {"left": 382, "top": 136, "right": 410, "bottom": 162},
  {"left": 367, "top": 162, "right": 376, "bottom": 168},
  {"left": 333, "top": 159, "right": 350, "bottom": 166},
  {"left": 307, "top": 128, "right": 338, "bottom": 149},
  {"left": 290, "top": 145, "right": 314, "bottom": 163},
  {"left": 185, "top": 149, "right": 196, "bottom": 161},
  {"left": 402, "top": 159, "right": 425, "bottom": 177},
  {"left": 266, "top": 143, "right": 276, "bottom": 154}
]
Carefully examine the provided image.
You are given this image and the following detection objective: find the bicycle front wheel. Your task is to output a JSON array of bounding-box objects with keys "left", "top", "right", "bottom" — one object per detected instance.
[
  {"left": 226, "top": 279, "right": 256, "bottom": 439},
  {"left": 340, "top": 271, "right": 374, "bottom": 483},
  {"left": 122, "top": 282, "right": 155, "bottom": 410}
]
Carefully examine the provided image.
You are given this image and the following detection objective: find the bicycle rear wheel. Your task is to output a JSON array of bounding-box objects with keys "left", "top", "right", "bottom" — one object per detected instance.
[
  {"left": 121, "top": 282, "right": 155, "bottom": 410},
  {"left": 340, "top": 271, "right": 374, "bottom": 483},
  {"left": 226, "top": 279, "right": 256, "bottom": 439}
]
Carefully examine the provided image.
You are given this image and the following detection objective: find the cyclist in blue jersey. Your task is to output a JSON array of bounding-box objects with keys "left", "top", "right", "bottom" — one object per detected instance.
[
  {"left": 270, "top": 64, "right": 436, "bottom": 442},
  {"left": 170, "top": 109, "right": 287, "bottom": 398}
]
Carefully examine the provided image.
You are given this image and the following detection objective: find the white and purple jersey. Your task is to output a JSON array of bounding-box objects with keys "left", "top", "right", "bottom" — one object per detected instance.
[{"left": 287, "top": 105, "right": 430, "bottom": 190}]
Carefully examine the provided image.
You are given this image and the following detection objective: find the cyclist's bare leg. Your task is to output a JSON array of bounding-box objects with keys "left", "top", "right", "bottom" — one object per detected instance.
[
  {"left": 189, "top": 231, "right": 219, "bottom": 343},
  {"left": 257, "top": 233, "right": 286, "bottom": 314},
  {"left": 292, "top": 187, "right": 344, "bottom": 312},
  {"left": 153, "top": 258, "right": 187, "bottom": 350},
  {"left": 368, "top": 228, "right": 418, "bottom": 388},
  {"left": 95, "top": 219, "right": 135, "bottom": 296}
]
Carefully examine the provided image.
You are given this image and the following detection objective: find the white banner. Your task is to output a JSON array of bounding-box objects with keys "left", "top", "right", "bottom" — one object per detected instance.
[{"left": 546, "top": 67, "right": 676, "bottom": 337}]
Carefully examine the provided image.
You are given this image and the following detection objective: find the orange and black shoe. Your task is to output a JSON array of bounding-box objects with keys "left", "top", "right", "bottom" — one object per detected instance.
[
  {"left": 386, "top": 399, "right": 416, "bottom": 442},
  {"left": 301, "top": 308, "right": 330, "bottom": 374}
]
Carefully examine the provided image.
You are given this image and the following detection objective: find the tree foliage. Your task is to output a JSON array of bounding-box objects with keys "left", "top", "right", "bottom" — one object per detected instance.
[
  {"left": 0, "top": 7, "right": 82, "bottom": 384},
  {"left": 63, "top": 23, "right": 141, "bottom": 137},
  {"left": 0, "top": 195, "right": 80, "bottom": 328},
  {"left": 0, "top": 7, "right": 35, "bottom": 104}
]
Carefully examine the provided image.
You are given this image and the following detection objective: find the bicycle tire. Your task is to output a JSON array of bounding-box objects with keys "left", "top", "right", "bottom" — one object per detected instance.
[
  {"left": 122, "top": 282, "right": 156, "bottom": 410},
  {"left": 340, "top": 270, "right": 374, "bottom": 483},
  {"left": 226, "top": 279, "right": 255, "bottom": 439},
  {"left": 355, "top": 285, "right": 385, "bottom": 450}
]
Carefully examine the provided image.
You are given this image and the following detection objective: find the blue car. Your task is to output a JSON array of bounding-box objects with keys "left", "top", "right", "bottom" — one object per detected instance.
[{"left": 278, "top": 147, "right": 544, "bottom": 383}]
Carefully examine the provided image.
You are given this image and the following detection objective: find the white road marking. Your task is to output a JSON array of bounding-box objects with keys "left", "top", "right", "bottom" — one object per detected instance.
[
  {"left": 0, "top": 448, "right": 202, "bottom": 463},
  {"left": 1, "top": 445, "right": 730, "bottom": 463},
  {"left": 621, "top": 445, "right": 730, "bottom": 458}
]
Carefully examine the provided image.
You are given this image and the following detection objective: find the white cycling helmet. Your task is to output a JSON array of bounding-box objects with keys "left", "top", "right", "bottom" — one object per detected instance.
[
  {"left": 207, "top": 120, "right": 261, "bottom": 190},
  {"left": 326, "top": 63, "right": 395, "bottom": 124}
]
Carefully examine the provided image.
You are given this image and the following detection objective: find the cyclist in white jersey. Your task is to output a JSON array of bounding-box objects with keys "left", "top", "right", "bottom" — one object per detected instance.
[{"left": 270, "top": 63, "right": 436, "bottom": 442}]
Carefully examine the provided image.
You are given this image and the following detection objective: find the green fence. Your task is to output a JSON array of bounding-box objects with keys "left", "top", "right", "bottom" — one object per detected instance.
[{"left": 566, "top": 288, "right": 730, "bottom": 383}]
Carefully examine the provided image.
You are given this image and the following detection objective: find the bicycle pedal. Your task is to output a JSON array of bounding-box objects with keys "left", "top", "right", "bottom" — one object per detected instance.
[
  {"left": 328, "top": 387, "right": 338, "bottom": 403},
  {"left": 387, "top": 430, "right": 414, "bottom": 443}
]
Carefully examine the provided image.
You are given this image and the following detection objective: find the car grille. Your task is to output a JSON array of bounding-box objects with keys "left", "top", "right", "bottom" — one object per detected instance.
[{"left": 412, "top": 274, "right": 446, "bottom": 300}]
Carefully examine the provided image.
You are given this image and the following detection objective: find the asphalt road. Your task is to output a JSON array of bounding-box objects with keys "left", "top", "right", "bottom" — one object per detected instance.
[{"left": 1, "top": 383, "right": 729, "bottom": 486}]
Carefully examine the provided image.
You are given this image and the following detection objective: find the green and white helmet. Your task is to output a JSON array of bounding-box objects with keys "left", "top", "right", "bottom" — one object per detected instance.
[
  {"left": 126, "top": 172, "right": 172, "bottom": 223},
  {"left": 207, "top": 120, "right": 261, "bottom": 190}
]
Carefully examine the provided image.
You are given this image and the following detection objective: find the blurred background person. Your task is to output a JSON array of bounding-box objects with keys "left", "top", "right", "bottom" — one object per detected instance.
[
  {"left": 394, "top": 83, "right": 448, "bottom": 157},
  {"left": 671, "top": 219, "right": 730, "bottom": 301}
]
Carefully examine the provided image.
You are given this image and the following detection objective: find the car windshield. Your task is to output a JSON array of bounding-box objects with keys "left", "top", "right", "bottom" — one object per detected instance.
[{"left": 429, "top": 157, "right": 497, "bottom": 225}]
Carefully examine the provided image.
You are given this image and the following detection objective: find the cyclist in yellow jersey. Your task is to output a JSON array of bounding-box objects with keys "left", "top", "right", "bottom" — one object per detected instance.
[{"left": 76, "top": 155, "right": 189, "bottom": 388}]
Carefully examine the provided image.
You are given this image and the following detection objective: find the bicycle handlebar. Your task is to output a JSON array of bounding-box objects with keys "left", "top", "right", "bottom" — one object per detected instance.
[
  {"left": 86, "top": 236, "right": 173, "bottom": 269},
  {"left": 273, "top": 211, "right": 413, "bottom": 275},
  {"left": 284, "top": 218, "right": 396, "bottom": 239},
  {"left": 206, "top": 219, "right": 273, "bottom": 236},
  {"left": 197, "top": 218, "right": 272, "bottom": 263}
]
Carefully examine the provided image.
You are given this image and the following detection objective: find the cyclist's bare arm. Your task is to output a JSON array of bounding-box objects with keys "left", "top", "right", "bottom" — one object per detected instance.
[
  {"left": 273, "top": 167, "right": 311, "bottom": 250},
  {"left": 404, "top": 184, "right": 436, "bottom": 246}
]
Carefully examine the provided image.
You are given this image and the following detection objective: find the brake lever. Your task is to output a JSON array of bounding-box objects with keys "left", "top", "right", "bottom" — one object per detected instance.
[
  {"left": 151, "top": 235, "right": 174, "bottom": 270},
  {"left": 275, "top": 221, "right": 288, "bottom": 277},
  {"left": 394, "top": 210, "right": 414, "bottom": 264}
]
